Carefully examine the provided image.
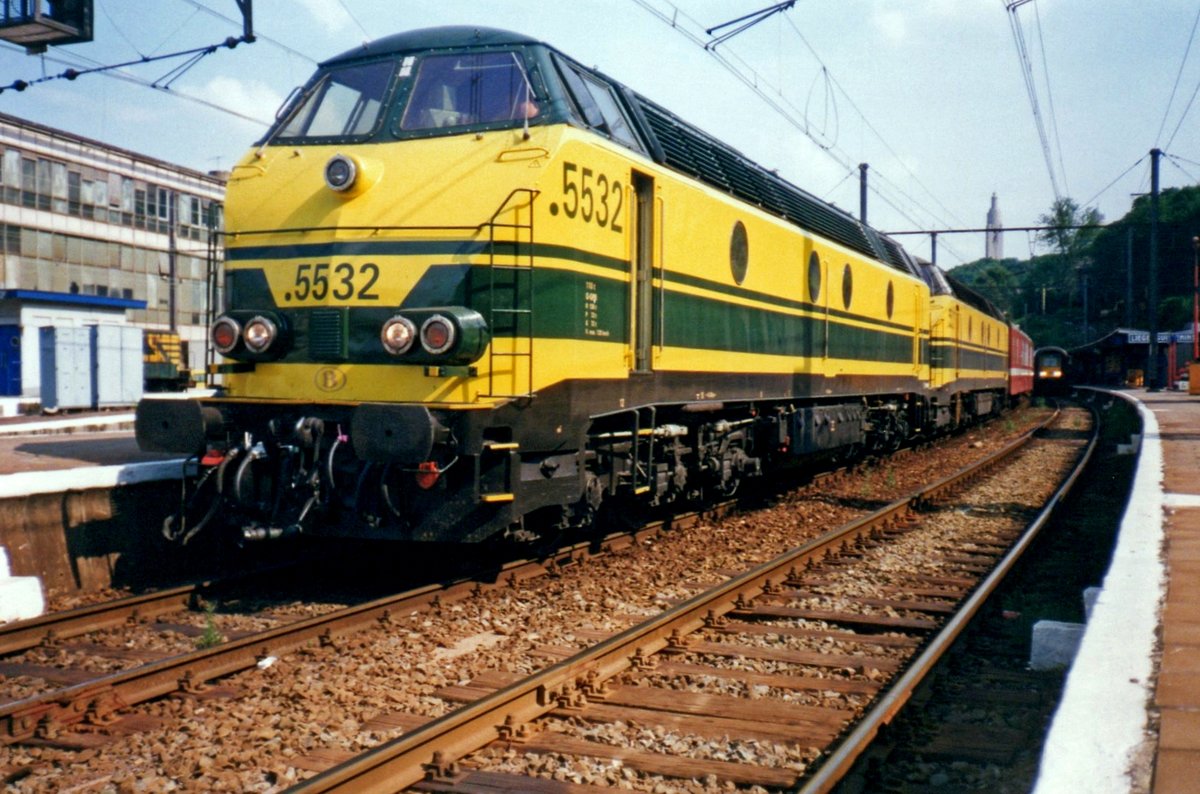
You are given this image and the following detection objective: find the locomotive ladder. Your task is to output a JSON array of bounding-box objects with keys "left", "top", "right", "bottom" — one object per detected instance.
[{"left": 482, "top": 188, "right": 538, "bottom": 399}]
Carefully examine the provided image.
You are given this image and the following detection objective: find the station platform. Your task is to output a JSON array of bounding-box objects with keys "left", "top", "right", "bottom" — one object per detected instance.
[
  {"left": 1034, "top": 388, "right": 1195, "bottom": 792},
  {"left": 0, "top": 409, "right": 182, "bottom": 496}
]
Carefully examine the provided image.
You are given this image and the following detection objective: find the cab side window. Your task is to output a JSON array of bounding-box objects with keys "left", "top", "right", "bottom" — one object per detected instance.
[{"left": 554, "top": 56, "right": 644, "bottom": 153}]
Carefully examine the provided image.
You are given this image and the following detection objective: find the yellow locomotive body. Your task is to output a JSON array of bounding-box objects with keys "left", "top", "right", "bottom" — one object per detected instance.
[{"left": 136, "top": 27, "right": 1009, "bottom": 544}]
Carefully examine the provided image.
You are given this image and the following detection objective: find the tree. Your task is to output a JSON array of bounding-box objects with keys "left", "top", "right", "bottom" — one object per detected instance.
[
  {"left": 948, "top": 187, "right": 1200, "bottom": 350},
  {"left": 1037, "top": 197, "right": 1103, "bottom": 260}
]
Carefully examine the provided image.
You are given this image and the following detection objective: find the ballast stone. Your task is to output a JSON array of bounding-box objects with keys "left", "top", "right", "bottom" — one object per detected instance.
[
  {"left": 0, "top": 546, "right": 45, "bottom": 623},
  {"left": 1030, "top": 619, "right": 1085, "bottom": 671}
]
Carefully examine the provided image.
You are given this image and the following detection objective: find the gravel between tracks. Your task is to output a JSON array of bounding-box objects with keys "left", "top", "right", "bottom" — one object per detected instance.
[{"left": 0, "top": 408, "right": 1063, "bottom": 792}]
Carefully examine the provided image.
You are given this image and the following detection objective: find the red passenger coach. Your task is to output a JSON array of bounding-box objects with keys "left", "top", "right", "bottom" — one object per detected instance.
[{"left": 1009, "top": 325, "right": 1034, "bottom": 400}]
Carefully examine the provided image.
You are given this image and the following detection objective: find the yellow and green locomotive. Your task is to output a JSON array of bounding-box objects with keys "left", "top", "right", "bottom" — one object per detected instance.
[{"left": 136, "top": 26, "right": 1011, "bottom": 544}]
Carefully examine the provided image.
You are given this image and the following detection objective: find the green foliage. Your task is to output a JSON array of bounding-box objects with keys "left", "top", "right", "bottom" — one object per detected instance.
[
  {"left": 948, "top": 185, "right": 1200, "bottom": 349},
  {"left": 1037, "top": 197, "right": 1103, "bottom": 260},
  {"left": 196, "top": 602, "right": 224, "bottom": 650}
]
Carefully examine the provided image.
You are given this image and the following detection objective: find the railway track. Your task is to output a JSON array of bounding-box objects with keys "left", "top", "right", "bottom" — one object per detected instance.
[
  {"left": 0, "top": 405, "right": 1085, "bottom": 791},
  {"left": 283, "top": 405, "right": 1093, "bottom": 793},
  {"left": 0, "top": 508, "right": 734, "bottom": 748}
]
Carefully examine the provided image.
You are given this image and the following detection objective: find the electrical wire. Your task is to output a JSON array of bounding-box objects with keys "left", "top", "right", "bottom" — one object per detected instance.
[
  {"left": 1004, "top": 0, "right": 1063, "bottom": 201},
  {"left": 98, "top": 0, "right": 146, "bottom": 58},
  {"left": 821, "top": 167, "right": 857, "bottom": 200},
  {"left": 1164, "top": 153, "right": 1200, "bottom": 185},
  {"left": 148, "top": 7, "right": 202, "bottom": 58},
  {"left": 1079, "top": 155, "right": 1148, "bottom": 210},
  {"left": 630, "top": 0, "right": 972, "bottom": 262},
  {"left": 781, "top": 14, "right": 970, "bottom": 230},
  {"left": 1155, "top": 5, "right": 1200, "bottom": 146},
  {"left": 1167, "top": 152, "right": 1200, "bottom": 170},
  {"left": 1032, "top": 0, "right": 1070, "bottom": 197},
  {"left": 336, "top": 0, "right": 372, "bottom": 43},
  {"left": 0, "top": 41, "right": 269, "bottom": 126},
  {"left": 1163, "top": 70, "right": 1200, "bottom": 153},
  {"left": 176, "top": 0, "right": 315, "bottom": 63}
]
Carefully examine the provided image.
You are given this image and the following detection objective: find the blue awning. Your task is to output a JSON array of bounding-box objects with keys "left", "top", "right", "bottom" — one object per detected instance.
[{"left": 0, "top": 289, "right": 146, "bottom": 310}]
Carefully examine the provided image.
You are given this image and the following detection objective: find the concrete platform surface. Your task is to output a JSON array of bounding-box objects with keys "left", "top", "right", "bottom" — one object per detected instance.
[{"left": 1035, "top": 388, "right": 1200, "bottom": 793}]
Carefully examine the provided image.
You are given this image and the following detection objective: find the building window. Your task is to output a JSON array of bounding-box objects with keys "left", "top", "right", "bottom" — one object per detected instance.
[
  {"left": 50, "top": 162, "right": 67, "bottom": 213},
  {"left": 67, "top": 171, "right": 81, "bottom": 215},
  {"left": 35, "top": 159, "right": 51, "bottom": 210},
  {"left": 20, "top": 158, "right": 35, "bottom": 208}
]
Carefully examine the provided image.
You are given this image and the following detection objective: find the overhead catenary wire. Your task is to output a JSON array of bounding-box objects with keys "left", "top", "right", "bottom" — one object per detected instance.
[
  {"left": 776, "top": 8, "right": 973, "bottom": 230},
  {"left": 630, "top": 0, "right": 971, "bottom": 262},
  {"left": 1167, "top": 152, "right": 1200, "bottom": 170},
  {"left": 0, "top": 41, "right": 268, "bottom": 127},
  {"left": 1004, "top": 0, "right": 1064, "bottom": 202},
  {"left": 1163, "top": 70, "right": 1200, "bottom": 154},
  {"left": 1079, "top": 155, "right": 1148, "bottom": 211},
  {"left": 177, "top": 0, "right": 315, "bottom": 63},
  {"left": 1032, "top": 0, "right": 1070, "bottom": 197},
  {"left": 1154, "top": 4, "right": 1200, "bottom": 147},
  {"left": 335, "top": 0, "right": 373, "bottom": 44},
  {"left": 148, "top": 6, "right": 202, "bottom": 58},
  {"left": 98, "top": 0, "right": 147, "bottom": 58},
  {"left": 1164, "top": 153, "right": 1200, "bottom": 185}
]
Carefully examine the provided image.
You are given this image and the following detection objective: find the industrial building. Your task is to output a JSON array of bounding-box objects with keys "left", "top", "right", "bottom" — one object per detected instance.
[{"left": 0, "top": 112, "right": 224, "bottom": 403}]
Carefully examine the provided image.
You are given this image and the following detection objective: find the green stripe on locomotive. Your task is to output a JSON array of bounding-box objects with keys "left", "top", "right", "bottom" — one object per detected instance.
[{"left": 228, "top": 257, "right": 925, "bottom": 371}]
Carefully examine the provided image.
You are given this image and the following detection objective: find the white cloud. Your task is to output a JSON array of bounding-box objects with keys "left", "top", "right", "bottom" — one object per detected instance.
[
  {"left": 195, "top": 75, "right": 283, "bottom": 126},
  {"left": 871, "top": 10, "right": 908, "bottom": 44},
  {"left": 296, "top": 0, "right": 352, "bottom": 35}
]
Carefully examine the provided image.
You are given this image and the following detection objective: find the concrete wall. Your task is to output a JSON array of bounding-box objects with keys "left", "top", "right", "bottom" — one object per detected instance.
[{"left": 0, "top": 481, "right": 193, "bottom": 596}]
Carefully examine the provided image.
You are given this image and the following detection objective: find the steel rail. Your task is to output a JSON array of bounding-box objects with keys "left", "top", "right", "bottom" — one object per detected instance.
[
  {"left": 0, "top": 516, "right": 697, "bottom": 745},
  {"left": 0, "top": 585, "right": 201, "bottom": 657},
  {"left": 0, "top": 556, "right": 326, "bottom": 657},
  {"left": 800, "top": 404, "right": 1092, "bottom": 791},
  {"left": 287, "top": 411, "right": 1058, "bottom": 793}
]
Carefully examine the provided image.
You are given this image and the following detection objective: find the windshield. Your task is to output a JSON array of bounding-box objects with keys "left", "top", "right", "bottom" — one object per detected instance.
[
  {"left": 399, "top": 52, "right": 537, "bottom": 131},
  {"left": 277, "top": 60, "right": 396, "bottom": 140}
]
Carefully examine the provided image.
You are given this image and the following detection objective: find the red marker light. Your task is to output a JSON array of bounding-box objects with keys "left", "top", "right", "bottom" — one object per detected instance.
[
  {"left": 415, "top": 461, "right": 440, "bottom": 489},
  {"left": 420, "top": 315, "right": 456, "bottom": 355},
  {"left": 211, "top": 317, "right": 240, "bottom": 354},
  {"left": 201, "top": 449, "right": 226, "bottom": 466}
]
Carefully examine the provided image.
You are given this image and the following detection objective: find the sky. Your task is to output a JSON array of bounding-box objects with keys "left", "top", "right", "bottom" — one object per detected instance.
[{"left": 0, "top": 0, "right": 1196, "bottom": 268}]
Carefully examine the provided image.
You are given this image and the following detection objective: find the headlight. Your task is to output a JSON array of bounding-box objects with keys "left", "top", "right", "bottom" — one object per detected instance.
[
  {"left": 243, "top": 315, "right": 278, "bottom": 352},
  {"left": 324, "top": 154, "right": 357, "bottom": 192},
  {"left": 381, "top": 315, "right": 417, "bottom": 355},
  {"left": 420, "top": 314, "right": 456, "bottom": 355},
  {"left": 212, "top": 316, "right": 241, "bottom": 354}
]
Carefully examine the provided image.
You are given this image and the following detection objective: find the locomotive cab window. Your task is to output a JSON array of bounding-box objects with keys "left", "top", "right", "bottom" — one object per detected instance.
[
  {"left": 400, "top": 52, "right": 540, "bottom": 132},
  {"left": 554, "top": 56, "right": 645, "bottom": 153},
  {"left": 275, "top": 60, "right": 397, "bottom": 141}
]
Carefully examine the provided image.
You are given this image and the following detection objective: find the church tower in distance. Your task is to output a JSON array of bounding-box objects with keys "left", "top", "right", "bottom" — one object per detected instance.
[{"left": 985, "top": 193, "right": 1003, "bottom": 260}]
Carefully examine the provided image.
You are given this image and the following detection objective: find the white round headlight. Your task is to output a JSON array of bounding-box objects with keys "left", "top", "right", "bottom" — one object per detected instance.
[
  {"left": 243, "top": 315, "right": 278, "bottom": 352},
  {"left": 324, "top": 153, "right": 357, "bottom": 192},
  {"left": 381, "top": 316, "right": 417, "bottom": 355}
]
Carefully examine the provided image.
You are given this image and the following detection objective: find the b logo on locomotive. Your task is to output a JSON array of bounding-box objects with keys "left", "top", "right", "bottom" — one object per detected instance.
[{"left": 314, "top": 367, "right": 347, "bottom": 392}]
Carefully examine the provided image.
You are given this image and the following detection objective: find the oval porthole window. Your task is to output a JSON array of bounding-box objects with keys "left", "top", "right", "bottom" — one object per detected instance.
[
  {"left": 886, "top": 281, "right": 895, "bottom": 319},
  {"left": 841, "top": 264, "right": 853, "bottom": 309},
  {"left": 968, "top": 316, "right": 973, "bottom": 339},
  {"left": 808, "top": 251, "right": 821, "bottom": 302},
  {"left": 730, "top": 221, "right": 748, "bottom": 285}
]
